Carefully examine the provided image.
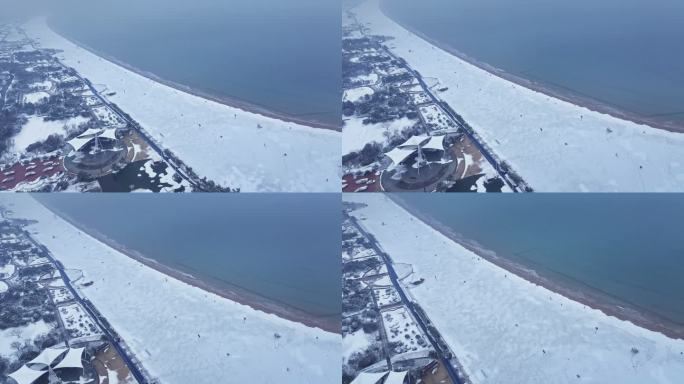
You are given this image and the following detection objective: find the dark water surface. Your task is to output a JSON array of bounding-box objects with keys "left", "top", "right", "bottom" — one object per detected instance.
[
  {"left": 383, "top": 0, "right": 684, "bottom": 129},
  {"left": 398, "top": 193, "right": 684, "bottom": 325},
  {"left": 35, "top": 194, "right": 341, "bottom": 317},
  {"left": 49, "top": 0, "right": 341, "bottom": 126}
]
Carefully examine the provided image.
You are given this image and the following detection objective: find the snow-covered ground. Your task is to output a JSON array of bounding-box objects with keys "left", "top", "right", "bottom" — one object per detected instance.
[
  {"left": 364, "top": 263, "right": 387, "bottom": 278},
  {"left": 408, "top": 91, "right": 430, "bottom": 105},
  {"left": 23, "top": 90, "right": 49, "bottom": 104},
  {"left": 419, "top": 104, "right": 453, "bottom": 130},
  {"left": 344, "top": 86, "right": 374, "bottom": 103},
  {"left": 343, "top": 116, "right": 416, "bottom": 155},
  {"left": 350, "top": 247, "right": 377, "bottom": 260},
  {"left": 2, "top": 195, "right": 339, "bottom": 383},
  {"left": 11, "top": 115, "right": 87, "bottom": 153},
  {"left": 58, "top": 302, "right": 101, "bottom": 340},
  {"left": 92, "top": 105, "right": 127, "bottom": 128},
  {"left": 0, "top": 320, "right": 54, "bottom": 358},
  {"left": 381, "top": 307, "right": 429, "bottom": 354},
  {"left": 373, "top": 286, "right": 400, "bottom": 307},
  {"left": 48, "top": 287, "right": 74, "bottom": 305},
  {"left": 343, "top": 328, "right": 377, "bottom": 365},
  {"left": 0, "top": 263, "right": 15, "bottom": 278},
  {"left": 371, "top": 275, "right": 392, "bottom": 287},
  {"left": 350, "top": 72, "right": 379, "bottom": 86},
  {"left": 353, "top": 0, "right": 684, "bottom": 191},
  {"left": 345, "top": 194, "right": 684, "bottom": 383},
  {"left": 24, "top": 19, "right": 340, "bottom": 192}
]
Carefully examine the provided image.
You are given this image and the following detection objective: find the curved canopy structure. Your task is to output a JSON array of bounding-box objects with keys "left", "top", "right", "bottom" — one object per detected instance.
[
  {"left": 384, "top": 370, "right": 409, "bottom": 384},
  {"left": 26, "top": 346, "right": 67, "bottom": 368},
  {"left": 68, "top": 128, "right": 118, "bottom": 151},
  {"left": 7, "top": 365, "right": 47, "bottom": 384},
  {"left": 52, "top": 346, "right": 85, "bottom": 370},
  {"left": 350, "top": 371, "right": 389, "bottom": 384},
  {"left": 397, "top": 135, "right": 443, "bottom": 152},
  {"left": 385, "top": 135, "right": 444, "bottom": 165},
  {"left": 385, "top": 146, "right": 416, "bottom": 166},
  {"left": 9, "top": 347, "right": 85, "bottom": 384}
]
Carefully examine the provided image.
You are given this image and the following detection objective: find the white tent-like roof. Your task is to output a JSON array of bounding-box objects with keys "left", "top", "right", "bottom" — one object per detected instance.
[
  {"left": 397, "top": 135, "right": 429, "bottom": 149},
  {"left": 26, "top": 346, "right": 67, "bottom": 368},
  {"left": 386, "top": 135, "right": 445, "bottom": 165},
  {"left": 421, "top": 137, "right": 445, "bottom": 152},
  {"left": 52, "top": 346, "right": 85, "bottom": 370},
  {"left": 8, "top": 365, "right": 47, "bottom": 384},
  {"left": 350, "top": 371, "right": 389, "bottom": 384},
  {"left": 398, "top": 135, "right": 444, "bottom": 152},
  {"left": 385, "top": 147, "right": 416, "bottom": 166},
  {"left": 383, "top": 370, "right": 409, "bottom": 384},
  {"left": 68, "top": 128, "right": 118, "bottom": 151}
]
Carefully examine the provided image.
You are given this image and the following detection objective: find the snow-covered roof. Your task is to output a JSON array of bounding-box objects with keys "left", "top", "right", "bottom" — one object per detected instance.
[
  {"left": 52, "top": 346, "right": 85, "bottom": 370},
  {"left": 9, "top": 347, "right": 84, "bottom": 384},
  {"left": 385, "top": 147, "right": 415, "bottom": 166},
  {"left": 383, "top": 371, "right": 408, "bottom": 384},
  {"left": 26, "top": 346, "right": 67, "bottom": 367},
  {"left": 68, "top": 128, "right": 118, "bottom": 151},
  {"left": 350, "top": 371, "right": 389, "bottom": 384},
  {"left": 397, "top": 135, "right": 431, "bottom": 149},
  {"left": 398, "top": 135, "right": 443, "bottom": 151},
  {"left": 421, "top": 136, "right": 444, "bottom": 152},
  {"left": 67, "top": 137, "right": 92, "bottom": 151},
  {"left": 386, "top": 135, "right": 444, "bottom": 165},
  {"left": 8, "top": 365, "right": 47, "bottom": 384}
]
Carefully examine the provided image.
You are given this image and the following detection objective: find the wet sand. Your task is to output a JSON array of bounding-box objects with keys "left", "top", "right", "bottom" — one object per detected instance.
[
  {"left": 378, "top": 0, "right": 684, "bottom": 134},
  {"left": 389, "top": 194, "right": 684, "bottom": 340},
  {"left": 40, "top": 202, "right": 340, "bottom": 334},
  {"left": 47, "top": 22, "right": 341, "bottom": 132}
]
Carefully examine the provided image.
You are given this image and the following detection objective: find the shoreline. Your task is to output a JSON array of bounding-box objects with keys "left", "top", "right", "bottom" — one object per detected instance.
[
  {"left": 387, "top": 194, "right": 684, "bottom": 341},
  {"left": 45, "top": 21, "right": 341, "bottom": 132},
  {"left": 37, "top": 200, "right": 340, "bottom": 334},
  {"left": 377, "top": 0, "right": 684, "bottom": 134}
]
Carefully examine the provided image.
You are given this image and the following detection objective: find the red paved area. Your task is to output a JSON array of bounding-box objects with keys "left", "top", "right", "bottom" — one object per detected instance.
[
  {"left": 0, "top": 155, "right": 65, "bottom": 190},
  {"left": 342, "top": 171, "right": 381, "bottom": 192}
]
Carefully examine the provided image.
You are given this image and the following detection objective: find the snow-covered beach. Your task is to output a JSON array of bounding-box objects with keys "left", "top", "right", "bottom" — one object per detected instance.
[
  {"left": 352, "top": 0, "right": 684, "bottom": 192},
  {"left": 39, "top": 201, "right": 340, "bottom": 334},
  {"left": 379, "top": 2, "right": 683, "bottom": 135},
  {"left": 22, "top": 19, "right": 340, "bottom": 192},
  {"left": 388, "top": 195, "right": 684, "bottom": 341},
  {"left": 2, "top": 195, "right": 340, "bottom": 383},
  {"left": 345, "top": 194, "right": 684, "bottom": 383}
]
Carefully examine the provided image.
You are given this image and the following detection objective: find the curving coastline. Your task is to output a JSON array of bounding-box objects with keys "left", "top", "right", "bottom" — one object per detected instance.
[
  {"left": 37, "top": 199, "right": 340, "bottom": 334},
  {"left": 378, "top": 0, "right": 684, "bottom": 133},
  {"left": 46, "top": 21, "right": 341, "bottom": 132},
  {"left": 388, "top": 194, "right": 684, "bottom": 341}
]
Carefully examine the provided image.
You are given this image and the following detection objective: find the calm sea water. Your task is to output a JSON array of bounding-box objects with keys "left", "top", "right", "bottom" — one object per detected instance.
[
  {"left": 34, "top": 194, "right": 341, "bottom": 317},
  {"left": 398, "top": 194, "right": 684, "bottom": 325},
  {"left": 48, "top": 0, "right": 341, "bottom": 126},
  {"left": 383, "top": 0, "right": 684, "bottom": 129}
]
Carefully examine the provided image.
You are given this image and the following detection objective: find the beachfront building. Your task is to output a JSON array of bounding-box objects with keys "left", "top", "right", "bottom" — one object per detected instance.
[
  {"left": 64, "top": 127, "right": 127, "bottom": 178},
  {"left": 8, "top": 347, "right": 86, "bottom": 384},
  {"left": 381, "top": 135, "right": 455, "bottom": 192},
  {"left": 384, "top": 135, "right": 445, "bottom": 167}
]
